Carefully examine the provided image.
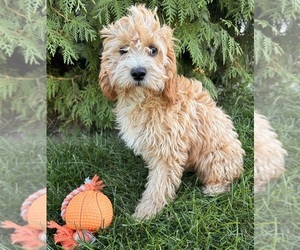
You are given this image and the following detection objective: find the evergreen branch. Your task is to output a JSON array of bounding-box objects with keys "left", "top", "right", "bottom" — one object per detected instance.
[
  {"left": 254, "top": 29, "right": 284, "bottom": 64},
  {"left": 75, "top": 0, "right": 88, "bottom": 13},
  {"left": 50, "top": 6, "right": 69, "bottom": 21},
  {"left": 68, "top": 16, "right": 97, "bottom": 42},
  {"left": 6, "top": 5, "right": 34, "bottom": 21},
  {"left": 48, "top": 75, "right": 81, "bottom": 81},
  {"left": 62, "top": 0, "right": 76, "bottom": 15},
  {"left": 255, "top": 19, "right": 280, "bottom": 35},
  {"left": 24, "top": 0, "right": 43, "bottom": 20},
  {"left": 162, "top": 0, "right": 177, "bottom": 24},
  {"left": 0, "top": 75, "right": 46, "bottom": 81},
  {"left": 91, "top": 0, "right": 114, "bottom": 24}
]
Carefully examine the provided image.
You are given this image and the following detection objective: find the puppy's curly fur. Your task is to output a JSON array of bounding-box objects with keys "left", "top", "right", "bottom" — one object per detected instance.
[
  {"left": 254, "top": 111, "right": 287, "bottom": 193},
  {"left": 99, "top": 5, "right": 244, "bottom": 219}
]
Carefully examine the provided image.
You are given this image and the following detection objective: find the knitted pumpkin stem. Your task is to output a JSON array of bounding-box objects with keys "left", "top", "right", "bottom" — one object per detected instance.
[{"left": 84, "top": 175, "right": 105, "bottom": 192}]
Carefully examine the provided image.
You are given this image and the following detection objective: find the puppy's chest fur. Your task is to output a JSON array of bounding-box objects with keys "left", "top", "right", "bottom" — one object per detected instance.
[
  {"left": 116, "top": 100, "right": 146, "bottom": 154},
  {"left": 115, "top": 93, "right": 193, "bottom": 156}
]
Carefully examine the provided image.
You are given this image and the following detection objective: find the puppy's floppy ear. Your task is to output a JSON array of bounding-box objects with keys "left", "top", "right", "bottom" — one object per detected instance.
[
  {"left": 98, "top": 25, "right": 118, "bottom": 101},
  {"left": 162, "top": 27, "right": 178, "bottom": 104},
  {"left": 99, "top": 64, "right": 117, "bottom": 101}
]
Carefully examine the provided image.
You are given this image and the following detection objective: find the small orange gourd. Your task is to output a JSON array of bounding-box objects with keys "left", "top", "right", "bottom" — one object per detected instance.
[
  {"left": 65, "top": 190, "right": 113, "bottom": 231},
  {"left": 1, "top": 188, "right": 46, "bottom": 249},
  {"left": 22, "top": 190, "right": 47, "bottom": 230},
  {"left": 48, "top": 175, "right": 113, "bottom": 249}
]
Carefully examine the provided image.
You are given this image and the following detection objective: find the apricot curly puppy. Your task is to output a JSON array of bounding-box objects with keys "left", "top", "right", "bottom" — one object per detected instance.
[
  {"left": 254, "top": 111, "right": 287, "bottom": 193},
  {"left": 99, "top": 5, "right": 244, "bottom": 219}
]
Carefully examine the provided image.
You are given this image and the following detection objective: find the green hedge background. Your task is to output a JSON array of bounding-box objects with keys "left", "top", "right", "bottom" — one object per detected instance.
[{"left": 46, "top": 0, "right": 254, "bottom": 131}]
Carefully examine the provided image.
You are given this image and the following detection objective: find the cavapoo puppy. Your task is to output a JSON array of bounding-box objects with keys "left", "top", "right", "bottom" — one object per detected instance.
[
  {"left": 99, "top": 5, "right": 244, "bottom": 219},
  {"left": 254, "top": 111, "right": 287, "bottom": 193}
]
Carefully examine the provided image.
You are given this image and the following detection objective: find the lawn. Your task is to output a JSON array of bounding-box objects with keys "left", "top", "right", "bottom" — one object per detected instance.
[
  {"left": 254, "top": 82, "right": 300, "bottom": 249},
  {"left": 47, "top": 94, "right": 254, "bottom": 249}
]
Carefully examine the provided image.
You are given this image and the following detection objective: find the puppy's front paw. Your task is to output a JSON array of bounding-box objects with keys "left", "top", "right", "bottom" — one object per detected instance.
[
  {"left": 132, "top": 200, "right": 164, "bottom": 220},
  {"left": 132, "top": 206, "right": 155, "bottom": 220},
  {"left": 132, "top": 211, "right": 151, "bottom": 221}
]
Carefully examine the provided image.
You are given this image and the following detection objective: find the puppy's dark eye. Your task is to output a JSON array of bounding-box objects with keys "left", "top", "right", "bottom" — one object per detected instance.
[
  {"left": 148, "top": 46, "right": 158, "bottom": 56},
  {"left": 119, "top": 48, "right": 128, "bottom": 55}
]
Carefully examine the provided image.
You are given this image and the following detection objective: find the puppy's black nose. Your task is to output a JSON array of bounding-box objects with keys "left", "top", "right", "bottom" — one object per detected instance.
[{"left": 131, "top": 67, "right": 147, "bottom": 81}]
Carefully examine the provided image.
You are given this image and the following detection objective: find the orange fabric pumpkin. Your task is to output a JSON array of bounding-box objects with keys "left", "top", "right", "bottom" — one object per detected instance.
[
  {"left": 65, "top": 190, "right": 113, "bottom": 231},
  {"left": 1, "top": 188, "right": 46, "bottom": 249},
  {"left": 26, "top": 193, "right": 47, "bottom": 230},
  {"left": 48, "top": 175, "right": 114, "bottom": 249}
]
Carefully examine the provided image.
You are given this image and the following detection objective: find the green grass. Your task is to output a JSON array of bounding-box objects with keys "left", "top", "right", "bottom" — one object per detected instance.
[
  {"left": 254, "top": 82, "right": 300, "bottom": 249},
  {"left": 47, "top": 95, "right": 254, "bottom": 249}
]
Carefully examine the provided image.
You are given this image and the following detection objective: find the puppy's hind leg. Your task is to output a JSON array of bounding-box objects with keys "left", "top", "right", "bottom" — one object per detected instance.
[{"left": 198, "top": 149, "right": 244, "bottom": 196}]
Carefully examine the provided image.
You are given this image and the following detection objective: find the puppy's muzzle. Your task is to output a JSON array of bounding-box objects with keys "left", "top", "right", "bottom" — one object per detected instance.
[{"left": 131, "top": 67, "right": 147, "bottom": 82}]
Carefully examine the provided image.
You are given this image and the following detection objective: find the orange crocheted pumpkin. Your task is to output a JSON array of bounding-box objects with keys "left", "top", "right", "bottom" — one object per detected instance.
[
  {"left": 26, "top": 193, "right": 47, "bottom": 230},
  {"left": 65, "top": 190, "right": 113, "bottom": 231},
  {"left": 21, "top": 188, "right": 46, "bottom": 231},
  {"left": 1, "top": 188, "right": 46, "bottom": 249},
  {"left": 48, "top": 175, "right": 114, "bottom": 249}
]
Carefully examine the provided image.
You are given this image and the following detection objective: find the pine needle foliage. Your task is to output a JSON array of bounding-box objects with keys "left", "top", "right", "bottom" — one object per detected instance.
[
  {"left": 47, "top": 0, "right": 254, "bottom": 130},
  {"left": 0, "top": 1, "right": 46, "bottom": 129},
  {"left": 254, "top": 0, "right": 300, "bottom": 103},
  {"left": 0, "top": 1, "right": 45, "bottom": 64}
]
